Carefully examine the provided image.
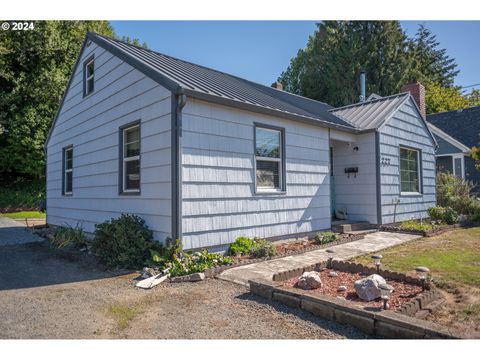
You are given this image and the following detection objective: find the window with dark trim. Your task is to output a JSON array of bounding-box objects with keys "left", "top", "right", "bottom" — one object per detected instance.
[
  {"left": 84, "top": 57, "right": 94, "bottom": 96},
  {"left": 120, "top": 123, "right": 140, "bottom": 193},
  {"left": 63, "top": 146, "right": 73, "bottom": 195},
  {"left": 255, "top": 125, "right": 285, "bottom": 192},
  {"left": 399, "top": 146, "right": 421, "bottom": 194}
]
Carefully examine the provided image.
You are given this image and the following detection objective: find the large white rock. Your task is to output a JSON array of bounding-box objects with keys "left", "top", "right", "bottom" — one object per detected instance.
[
  {"left": 297, "top": 271, "right": 323, "bottom": 290},
  {"left": 354, "top": 274, "right": 386, "bottom": 301}
]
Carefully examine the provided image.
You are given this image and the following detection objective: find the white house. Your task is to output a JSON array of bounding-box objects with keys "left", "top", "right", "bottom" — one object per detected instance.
[{"left": 45, "top": 32, "right": 437, "bottom": 250}]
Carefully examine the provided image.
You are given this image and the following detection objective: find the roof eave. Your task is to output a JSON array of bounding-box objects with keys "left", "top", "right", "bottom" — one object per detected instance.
[{"left": 180, "top": 88, "right": 359, "bottom": 133}]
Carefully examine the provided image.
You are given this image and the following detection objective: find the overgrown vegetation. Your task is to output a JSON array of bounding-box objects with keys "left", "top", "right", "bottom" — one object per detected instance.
[
  {"left": 436, "top": 172, "right": 480, "bottom": 215},
  {"left": 428, "top": 206, "right": 459, "bottom": 225},
  {"left": 51, "top": 224, "right": 87, "bottom": 248},
  {"left": 314, "top": 231, "right": 337, "bottom": 244},
  {"left": 229, "top": 236, "right": 277, "bottom": 258},
  {"left": 0, "top": 178, "right": 45, "bottom": 212},
  {"left": 92, "top": 214, "right": 161, "bottom": 269},
  {"left": 399, "top": 220, "right": 435, "bottom": 231}
]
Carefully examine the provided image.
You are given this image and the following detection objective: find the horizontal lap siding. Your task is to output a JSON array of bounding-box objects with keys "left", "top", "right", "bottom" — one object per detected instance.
[
  {"left": 181, "top": 99, "right": 330, "bottom": 249},
  {"left": 46, "top": 42, "right": 172, "bottom": 241},
  {"left": 331, "top": 133, "right": 377, "bottom": 223},
  {"left": 378, "top": 98, "right": 436, "bottom": 224}
]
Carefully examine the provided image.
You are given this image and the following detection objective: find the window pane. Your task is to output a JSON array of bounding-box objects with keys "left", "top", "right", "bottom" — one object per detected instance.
[
  {"left": 87, "top": 78, "right": 94, "bottom": 94},
  {"left": 124, "top": 127, "right": 140, "bottom": 157},
  {"left": 256, "top": 128, "right": 280, "bottom": 158},
  {"left": 65, "top": 171, "right": 72, "bottom": 193},
  {"left": 256, "top": 160, "right": 280, "bottom": 188},
  {"left": 65, "top": 149, "right": 73, "bottom": 169},
  {"left": 87, "top": 61, "right": 94, "bottom": 77},
  {"left": 125, "top": 159, "right": 140, "bottom": 190},
  {"left": 400, "top": 147, "right": 419, "bottom": 193}
]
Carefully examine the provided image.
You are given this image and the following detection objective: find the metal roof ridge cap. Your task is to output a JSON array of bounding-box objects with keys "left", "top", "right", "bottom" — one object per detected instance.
[{"left": 330, "top": 92, "right": 410, "bottom": 112}]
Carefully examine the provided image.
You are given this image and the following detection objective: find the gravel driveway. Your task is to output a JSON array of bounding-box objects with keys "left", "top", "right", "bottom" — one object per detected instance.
[{"left": 0, "top": 237, "right": 369, "bottom": 339}]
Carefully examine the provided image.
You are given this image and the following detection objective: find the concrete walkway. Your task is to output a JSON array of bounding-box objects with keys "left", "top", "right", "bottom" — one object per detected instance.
[
  {"left": 218, "top": 231, "right": 421, "bottom": 286},
  {"left": 0, "top": 217, "right": 43, "bottom": 246}
]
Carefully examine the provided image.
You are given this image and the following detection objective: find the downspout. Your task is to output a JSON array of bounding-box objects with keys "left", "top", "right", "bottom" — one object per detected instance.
[{"left": 171, "top": 94, "right": 187, "bottom": 242}]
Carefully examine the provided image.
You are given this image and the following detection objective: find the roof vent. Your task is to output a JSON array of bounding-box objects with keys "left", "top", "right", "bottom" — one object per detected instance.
[{"left": 271, "top": 82, "right": 283, "bottom": 91}]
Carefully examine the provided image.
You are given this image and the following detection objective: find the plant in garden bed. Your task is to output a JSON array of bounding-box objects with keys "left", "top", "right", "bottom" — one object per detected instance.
[
  {"left": 250, "top": 239, "right": 277, "bottom": 258},
  {"left": 428, "top": 206, "right": 459, "bottom": 225},
  {"left": 51, "top": 223, "right": 87, "bottom": 249},
  {"left": 229, "top": 236, "right": 277, "bottom": 258},
  {"left": 399, "top": 220, "right": 435, "bottom": 232},
  {"left": 229, "top": 236, "right": 257, "bottom": 256},
  {"left": 313, "top": 231, "right": 337, "bottom": 244},
  {"left": 92, "top": 214, "right": 162, "bottom": 269}
]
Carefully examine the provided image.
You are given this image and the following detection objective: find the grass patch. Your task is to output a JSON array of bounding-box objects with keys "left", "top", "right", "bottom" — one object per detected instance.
[
  {"left": 108, "top": 304, "right": 143, "bottom": 331},
  {"left": 0, "top": 211, "right": 46, "bottom": 219},
  {"left": 354, "top": 227, "right": 480, "bottom": 288}
]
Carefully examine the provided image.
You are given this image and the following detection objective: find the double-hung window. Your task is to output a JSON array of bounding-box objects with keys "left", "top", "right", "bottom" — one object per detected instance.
[
  {"left": 84, "top": 57, "right": 94, "bottom": 96},
  {"left": 255, "top": 125, "right": 285, "bottom": 192},
  {"left": 399, "top": 146, "right": 421, "bottom": 194},
  {"left": 120, "top": 123, "right": 141, "bottom": 193},
  {"left": 63, "top": 146, "right": 73, "bottom": 195}
]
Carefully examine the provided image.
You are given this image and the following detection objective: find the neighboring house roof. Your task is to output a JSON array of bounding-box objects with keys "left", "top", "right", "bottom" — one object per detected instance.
[
  {"left": 86, "top": 32, "right": 355, "bottom": 131},
  {"left": 427, "top": 106, "right": 480, "bottom": 149},
  {"left": 427, "top": 123, "right": 471, "bottom": 154},
  {"left": 330, "top": 93, "right": 410, "bottom": 129}
]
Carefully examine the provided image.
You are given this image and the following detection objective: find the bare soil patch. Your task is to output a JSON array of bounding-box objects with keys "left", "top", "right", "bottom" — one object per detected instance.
[{"left": 283, "top": 268, "right": 423, "bottom": 311}]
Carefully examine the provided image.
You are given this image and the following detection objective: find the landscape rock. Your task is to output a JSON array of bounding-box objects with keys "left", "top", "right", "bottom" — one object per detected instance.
[
  {"left": 171, "top": 272, "right": 205, "bottom": 283},
  {"left": 337, "top": 285, "right": 347, "bottom": 292},
  {"left": 297, "top": 271, "right": 322, "bottom": 290},
  {"left": 354, "top": 274, "right": 386, "bottom": 301},
  {"left": 141, "top": 267, "right": 160, "bottom": 279},
  {"left": 329, "top": 271, "right": 338, "bottom": 277}
]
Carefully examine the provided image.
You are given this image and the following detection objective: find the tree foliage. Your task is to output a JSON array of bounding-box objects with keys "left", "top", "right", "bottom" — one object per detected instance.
[
  {"left": 425, "top": 82, "right": 468, "bottom": 114},
  {"left": 278, "top": 21, "right": 461, "bottom": 110}
]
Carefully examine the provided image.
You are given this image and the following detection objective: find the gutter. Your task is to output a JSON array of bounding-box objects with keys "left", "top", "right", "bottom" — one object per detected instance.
[{"left": 171, "top": 94, "right": 187, "bottom": 242}]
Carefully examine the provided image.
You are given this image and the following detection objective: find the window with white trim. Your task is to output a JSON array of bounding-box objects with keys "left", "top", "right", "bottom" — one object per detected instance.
[
  {"left": 63, "top": 147, "right": 73, "bottom": 195},
  {"left": 399, "top": 146, "right": 421, "bottom": 194},
  {"left": 84, "top": 58, "right": 94, "bottom": 96},
  {"left": 255, "top": 126, "right": 285, "bottom": 192},
  {"left": 121, "top": 124, "right": 140, "bottom": 193}
]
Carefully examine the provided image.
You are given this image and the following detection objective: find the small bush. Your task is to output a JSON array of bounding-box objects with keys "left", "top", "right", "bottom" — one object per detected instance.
[
  {"left": 51, "top": 224, "right": 87, "bottom": 248},
  {"left": 250, "top": 239, "right": 277, "bottom": 258},
  {"left": 428, "top": 206, "right": 459, "bottom": 225},
  {"left": 229, "top": 236, "right": 256, "bottom": 256},
  {"left": 436, "top": 172, "right": 477, "bottom": 215},
  {"left": 399, "top": 220, "right": 434, "bottom": 231},
  {"left": 314, "top": 231, "right": 337, "bottom": 244},
  {"left": 92, "top": 214, "right": 160, "bottom": 269},
  {"left": 169, "top": 250, "right": 232, "bottom": 277}
]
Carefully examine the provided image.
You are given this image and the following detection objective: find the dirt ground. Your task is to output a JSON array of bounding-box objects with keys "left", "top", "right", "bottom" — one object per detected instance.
[{"left": 0, "top": 241, "right": 369, "bottom": 339}]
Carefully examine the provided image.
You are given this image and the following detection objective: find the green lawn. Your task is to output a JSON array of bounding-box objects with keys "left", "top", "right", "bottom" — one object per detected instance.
[
  {"left": 354, "top": 227, "right": 480, "bottom": 288},
  {"left": 0, "top": 211, "right": 46, "bottom": 219}
]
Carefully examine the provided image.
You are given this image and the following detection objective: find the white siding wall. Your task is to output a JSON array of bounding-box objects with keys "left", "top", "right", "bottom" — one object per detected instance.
[
  {"left": 331, "top": 132, "right": 377, "bottom": 224},
  {"left": 378, "top": 98, "right": 436, "bottom": 223},
  {"left": 181, "top": 99, "right": 331, "bottom": 249},
  {"left": 46, "top": 42, "right": 172, "bottom": 241}
]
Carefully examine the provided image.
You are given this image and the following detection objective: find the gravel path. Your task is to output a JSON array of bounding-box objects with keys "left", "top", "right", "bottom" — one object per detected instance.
[
  {"left": 0, "top": 217, "right": 43, "bottom": 246},
  {"left": 0, "top": 243, "right": 369, "bottom": 339}
]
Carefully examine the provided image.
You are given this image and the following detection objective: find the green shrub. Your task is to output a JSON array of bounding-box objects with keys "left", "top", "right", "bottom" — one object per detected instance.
[
  {"left": 399, "top": 220, "right": 434, "bottom": 231},
  {"left": 0, "top": 178, "right": 45, "bottom": 211},
  {"left": 92, "top": 214, "right": 160, "bottom": 269},
  {"left": 250, "top": 239, "right": 277, "bottom": 258},
  {"left": 314, "top": 231, "right": 337, "bottom": 244},
  {"left": 229, "top": 236, "right": 256, "bottom": 256},
  {"left": 169, "top": 250, "right": 232, "bottom": 277},
  {"left": 428, "top": 206, "right": 459, "bottom": 225},
  {"left": 436, "top": 172, "right": 477, "bottom": 215},
  {"left": 52, "top": 224, "right": 87, "bottom": 248}
]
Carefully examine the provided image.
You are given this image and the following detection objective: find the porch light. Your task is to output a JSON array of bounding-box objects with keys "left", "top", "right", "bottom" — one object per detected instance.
[
  {"left": 379, "top": 283, "right": 394, "bottom": 310},
  {"left": 415, "top": 266, "right": 430, "bottom": 290},
  {"left": 371, "top": 254, "right": 382, "bottom": 273}
]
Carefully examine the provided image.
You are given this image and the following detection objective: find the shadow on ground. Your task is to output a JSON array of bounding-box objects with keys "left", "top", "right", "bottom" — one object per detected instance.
[
  {"left": 235, "top": 292, "right": 375, "bottom": 339},
  {"left": 0, "top": 241, "right": 126, "bottom": 291}
]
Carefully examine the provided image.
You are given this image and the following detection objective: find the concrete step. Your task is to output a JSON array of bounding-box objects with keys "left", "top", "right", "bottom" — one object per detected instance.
[
  {"left": 332, "top": 221, "right": 372, "bottom": 233},
  {"left": 414, "top": 309, "right": 431, "bottom": 319}
]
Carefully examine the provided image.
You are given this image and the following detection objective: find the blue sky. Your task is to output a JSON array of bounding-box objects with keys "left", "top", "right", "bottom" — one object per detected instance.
[{"left": 110, "top": 21, "right": 480, "bottom": 92}]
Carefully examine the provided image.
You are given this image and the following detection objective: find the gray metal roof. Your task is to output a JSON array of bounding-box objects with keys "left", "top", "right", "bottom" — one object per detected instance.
[
  {"left": 330, "top": 93, "right": 410, "bottom": 130},
  {"left": 88, "top": 32, "right": 355, "bottom": 131}
]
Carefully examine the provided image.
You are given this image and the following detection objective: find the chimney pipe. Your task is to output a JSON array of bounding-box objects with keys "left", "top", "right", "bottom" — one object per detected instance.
[{"left": 360, "top": 72, "right": 366, "bottom": 102}]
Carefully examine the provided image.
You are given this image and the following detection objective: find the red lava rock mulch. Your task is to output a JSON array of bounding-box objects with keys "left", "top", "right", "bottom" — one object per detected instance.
[{"left": 282, "top": 268, "right": 423, "bottom": 311}]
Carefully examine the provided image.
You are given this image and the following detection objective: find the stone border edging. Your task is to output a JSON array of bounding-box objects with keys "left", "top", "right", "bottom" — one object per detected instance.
[
  {"left": 205, "top": 233, "right": 364, "bottom": 278},
  {"left": 249, "top": 278, "right": 460, "bottom": 339}
]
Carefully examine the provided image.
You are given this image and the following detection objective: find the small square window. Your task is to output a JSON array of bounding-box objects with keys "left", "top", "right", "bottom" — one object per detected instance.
[
  {"left": 399, "top": 146, "right": 422, "bottom": 194},
  {"left": 255, "top": 125, "right": 285, "bottom": 193}
]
